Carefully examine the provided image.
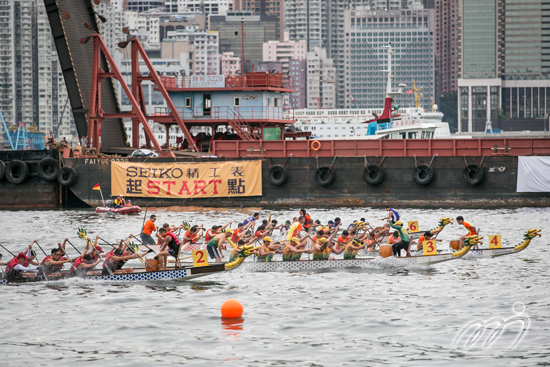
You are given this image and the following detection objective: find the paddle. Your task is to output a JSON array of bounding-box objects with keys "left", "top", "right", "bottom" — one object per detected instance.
[
  {"left": 66, "top": 240, "right": 81, "bottom": 255},
  {"left": 130, "top": 234, "right": 158, "bottom": 254},
  {"left": 77, "top": 228, "right": 113, "bottom": 276},
  {"left": 0, "top": 244, "right": 15, "bottom": 257},
  {"left": 34, "top": 240, "right": 48, "bottom": 258},
  {"left": 141, "top": 206, "right": 148, "bottom": 233},
  {"left": 30, "top": 240, "right": 50, "bottom": 280}
]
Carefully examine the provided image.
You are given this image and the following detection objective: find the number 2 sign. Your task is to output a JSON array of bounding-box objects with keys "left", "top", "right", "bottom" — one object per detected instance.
[
  {"left": 408, "top": 221, "right": 419, "bottom": 233},
  {"left": 423, "top": 240, "right": 437, "bottom": 256},
  {"left": 488, "top": 235, "right": 502, "bottom": 249},
  {"left": 192, "top": 249, "right": 209, "bottom": 267}
]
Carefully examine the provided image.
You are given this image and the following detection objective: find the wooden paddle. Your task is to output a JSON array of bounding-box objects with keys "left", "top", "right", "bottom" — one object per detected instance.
[{"left": 0, "top": 243, "right": 15, "bottom": 257}]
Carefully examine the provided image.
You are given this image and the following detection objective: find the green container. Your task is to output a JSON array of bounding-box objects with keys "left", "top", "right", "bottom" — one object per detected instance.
[{"left": 263, "top": 127, "right": 281, "bottom": 140}]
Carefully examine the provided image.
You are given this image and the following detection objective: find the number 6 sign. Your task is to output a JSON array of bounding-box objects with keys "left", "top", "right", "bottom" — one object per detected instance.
[
  {"left": 408, "top": 221, "right": 419, "bottom": 233},
  {"left": 488, "top": 235, "right": 501, "bottom": 249},
  {"left": 192, "top": 249, "right": 209, "bottom": 267},
  {"left": 423, "top": 240, "right": 437, "bottom": 256}
]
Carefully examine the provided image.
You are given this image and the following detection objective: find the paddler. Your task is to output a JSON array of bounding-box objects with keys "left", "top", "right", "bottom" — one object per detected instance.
[
  {"left": 140, "top": 214, "right": 157, "bottom": 246},
  {"left": 157, "top": 223, "right": 183, "bottom": 245},
  {"left": 242, "top": 212, "right": 260, "bottom": 232},
  {"left": 205, "top": 222, "right": 232, "bottom": 244},
  {"left": 157, "top": 227, "right": 183, "bottom": 270},
  {"left": 416, "top": 231, "right": 442, "bottom": 251},
  {"left": 343, "top": 239, "right": 366, "bottom": 259},
  {"left": 282, "top": 237, "right": 310, "bottom": 261},
  {"left": 70, "top": 254, "right": 102, "bottom": 276},
  {"left": 228, "top": 238, "right": 256, "bottom": 263},
  {"left": 299, "top": 209, "right": 313, "bottom": 233},
  {"left": 286, "top": 216, "right": 305, "bottom": 242},
  {"left": 256, "top": 237, "right": 283, "bottom": 262},
  {"left": 456, "top": 216, "right": 477, "bottom": 249},
  {"left": 102, "top": 237, "right": 148, "bottom": 275},
  {"left": 390, "top": 221, "right": 410, "bottom": 257},
  {"left": 40, "top": 248, "right": 72, "bottom": 277},
  {"left": 4, "top": 252, "right": 40, "bottom": 279},
  {"left": 279, "top": 220, "right": 291, "bottom": 237},
  {"left": 312, "top": 237, "right": 333, "bottom": 260},
  {"left": 206, "top": 229, "right": 233, "bottom": 263},
  {"left": 231, "top": 222, "right": 252, "bottom": 244},
  {"left": 382, "top": 206, "right": 400, "bottom": 224},
  {"left": 334, "top": 230, "right": 350, "bottom": 253},
  {"left": 182, "top": 224, "right": 204, "bottom": 247}
]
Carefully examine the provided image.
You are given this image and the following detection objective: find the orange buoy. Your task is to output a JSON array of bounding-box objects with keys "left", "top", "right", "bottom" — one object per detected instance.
[{"left": 221, "top": 299, "right": 243, "bottom": 318}]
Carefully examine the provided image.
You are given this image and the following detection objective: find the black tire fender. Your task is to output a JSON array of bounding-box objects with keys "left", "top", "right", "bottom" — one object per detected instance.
[
  {"left": 57, "top": 166, "right": 78, "bottom": 187},
  {"left": 363, "top": 164, "right": 385, "bottom": 186},
  {"left": 5, "top": 160, "right": 29, "bottom": 184},
  {"left": 37, "top": 157, "right": 59, "bottom": 181},
  {"left": 315, "top": 166, "right": 336, "bottom": 187},
  {"left": 268, "top": 165, "right": 289, "bottom": 186},
  {"left": 412, "top": 164, "right": 435, "bottom": 186},
  {"left": 462, "top": 164, "right": 485, "bottom": 186},
  {"left": 0, "top": 160, "right": 5, "bottom": 181}
]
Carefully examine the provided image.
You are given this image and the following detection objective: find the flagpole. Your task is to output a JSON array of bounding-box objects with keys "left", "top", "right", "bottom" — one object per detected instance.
[{"left": 99, "top": 188, "right": 105, "bottom": 206}]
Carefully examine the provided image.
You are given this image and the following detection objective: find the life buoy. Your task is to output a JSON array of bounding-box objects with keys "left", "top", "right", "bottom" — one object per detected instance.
[
  {"left": 37, "top": 157, "right": 59, "bottom": 182},
  {"left": 58, "top": 166, "right": 78, "bottom": 187},
  {"left": 363, "top": 164, "right": 385, "bottom": 186},
  {"left": 311, "top": 140, "right": 321, "bottom": 151},
  {"left": 0, "top": 160, "right": 5, "bottom": 181},
  {"left": 268, "top": 165, "right": 289, "bottom": 186},
  {"left": 5, "top": 160, "right": 29, "bottom": 184},
  {"left": 462, "top": 164, "right": 485, "bottom": 186},
  {"left": 412, "top": 164, "right": 434, "bottom": 186},
  {"left": 315, "top": 166, "right": 335, "bottom": 187}
]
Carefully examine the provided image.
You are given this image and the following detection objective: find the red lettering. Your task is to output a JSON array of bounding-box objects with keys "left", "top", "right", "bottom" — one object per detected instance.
[
  {"left": 208, "top": 180, "right": 222, "bottom": 194},
  {"left": 162, "top": 181, "right": 176, "bottom": 195},
  {"left": 177, "top": 181, "right": 191, "bottom": 196},
  {"left": 147, "top": 180, "right": 161, "bottom": 195},
  {"left": 194, "top": 180, "right": 207, "bottom": 194}
]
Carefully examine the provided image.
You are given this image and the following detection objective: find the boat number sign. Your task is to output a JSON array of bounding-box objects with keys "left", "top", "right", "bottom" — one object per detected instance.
[
  {"left": 408, "top": 221, "right": 419, "bottom": 233},
  {"left": 422, "top": 240, "right": 437, "bottom": 256},
  {"left": 488, "top": 235, "right": 502, "bottom": 249},
  {"left": 111, "top": 161, "right": 262, "bottom": 199},
  {"left": 192, "top": 250, "right": 209, "bottom": 267}
]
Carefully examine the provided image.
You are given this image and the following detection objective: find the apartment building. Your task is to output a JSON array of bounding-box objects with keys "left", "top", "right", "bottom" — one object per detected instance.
[
  {"left": 262, "top": 38, "right": 307, "bottom": 75},
  {"left": 164, "top": 28, "right": 219, "bottom": 75},
  {"left": 233, "top": 0, "right": 284, "bottom": 41},
  {"left": 220, "top": 51, "right": 241, "bottom": 75},
  {"left": 307, "top": 48, "right": 336, "bottom": 109},
  {"left": 433, "top": 0, "right": 458, "bottom": 97}
]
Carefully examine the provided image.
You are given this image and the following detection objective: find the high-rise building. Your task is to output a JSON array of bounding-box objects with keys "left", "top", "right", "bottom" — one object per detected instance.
[
  {"left": 457, "top": 0, "right": 550, "bottom": 133},
  {"left": 343, "top": 8, "right": 435, "bottom": 110},
  {"left": 233, "top": 0, "right": 284, "bottom": 41},
  {"left": 284, "top": 0, "right": 324, "bottom": 52},
  {"left": 125, "top": 1, "right": 164, "bottom": 12},
  {"left": 209, "top": 12, "right": 278, "bottom": 69},
  {"left": 0, "top": 0, "right": 73, "bottom": 138},
  {"left": 164, "top": 28, "right": 220, "bottom": 75},
  {"left": 176, "top": 0, "right": 232, "bottom": 15},
  {"left": 289, "top": 58, "right": 307, "bottom": 109},
  {"left": 433, "top": 0, "right": 458, "bottom": 98},
  {"left": 307, "top": 48, "right": 336, "bottom": 109},
  {"left": 262, "top": 39, "right": 307, "bottom": 75},
  {"left": 220, "top": 52, "right": 241, "bottom": 75}
]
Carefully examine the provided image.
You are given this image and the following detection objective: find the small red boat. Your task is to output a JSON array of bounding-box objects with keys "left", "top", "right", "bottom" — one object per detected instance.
[{"left": 95, "top": 205, "right": 142, "bottom": 214}]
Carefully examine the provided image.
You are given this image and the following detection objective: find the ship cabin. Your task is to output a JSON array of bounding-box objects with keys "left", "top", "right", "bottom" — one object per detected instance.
[{"left": 156, "top": 72, "right": 302, "bottom": 151}]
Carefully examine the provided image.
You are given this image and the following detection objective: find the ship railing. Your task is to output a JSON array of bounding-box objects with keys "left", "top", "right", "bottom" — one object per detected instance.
[
  {"left": 153, "top": 106, "right": 294, "bottom": 121},
  {"left": 159, "top": 74, "right": 295, "bottom": 90}
]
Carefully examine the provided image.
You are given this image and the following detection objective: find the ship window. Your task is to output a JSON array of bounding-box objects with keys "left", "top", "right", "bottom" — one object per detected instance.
[
  {"left": 234, "top": 97, "right": 240, "bottom": 106},
  {"left": 275, "top": 98, "right": 282, "bottom": 107},
  {"left": 185, "top": 97, "right": 192, "bottom": 107}
]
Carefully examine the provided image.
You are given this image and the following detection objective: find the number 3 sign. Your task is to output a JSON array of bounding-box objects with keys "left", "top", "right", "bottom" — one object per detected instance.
[
  {"left": 192, "top": 249, "right": 209, "bottom": 267},
  {"left": 423, "top": 240, "right": 437, "bottom": 256}
]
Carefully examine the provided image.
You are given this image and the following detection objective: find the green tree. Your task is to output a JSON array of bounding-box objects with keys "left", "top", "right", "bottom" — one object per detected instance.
[{"left": 438, "top": 92, "right": 458, "bottom": 133}]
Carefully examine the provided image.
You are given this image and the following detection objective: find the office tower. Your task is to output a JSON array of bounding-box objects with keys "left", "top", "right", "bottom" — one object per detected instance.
[
  {"left": 307, "top": 48, "right": 336, "bottom": 109},
  {"left": 433, "top": 0, "right": 458, "bottom": 98},
  {"left": 233, "top": 0, "right": 284, "bottom": 41}
]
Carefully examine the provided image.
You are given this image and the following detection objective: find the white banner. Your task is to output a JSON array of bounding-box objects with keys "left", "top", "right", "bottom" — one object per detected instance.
[{"left": 517, "top": 156, "right": 550, "bottom": 192}]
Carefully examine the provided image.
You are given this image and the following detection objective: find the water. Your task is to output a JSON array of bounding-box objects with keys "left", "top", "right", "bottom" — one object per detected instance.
[{"left": 0, "top": 207, "right": 549, "bottom": 366}]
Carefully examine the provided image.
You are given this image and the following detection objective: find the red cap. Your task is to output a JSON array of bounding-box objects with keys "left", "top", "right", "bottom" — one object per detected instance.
[
  {"left": 94, "top": 245, "right": 104, "bottom": 253},
  {"left": 17, "top": 252, "right": 28, "bottom": 259}
]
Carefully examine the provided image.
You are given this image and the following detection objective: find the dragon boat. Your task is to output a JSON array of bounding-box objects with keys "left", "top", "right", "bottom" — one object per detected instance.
[
  {"left": 238, "top": 235, "right": 480, "bottom": 272},
  {"left": 459, "top": 229, "right": 542, "bottom": 259}
]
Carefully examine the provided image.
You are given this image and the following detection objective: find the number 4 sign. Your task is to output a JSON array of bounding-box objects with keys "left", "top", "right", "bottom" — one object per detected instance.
[
  {"left": 408, "top": 221, "right": 419, "bottom": 233},
  {"left": 488, "top": 235, "right": 502, "bottom": 249},
  {"left": 423, "top": 240, "right": 437, "bottom": 256},
  {"left": 192, "top": 249, "right": 209, "bottom": 267}
]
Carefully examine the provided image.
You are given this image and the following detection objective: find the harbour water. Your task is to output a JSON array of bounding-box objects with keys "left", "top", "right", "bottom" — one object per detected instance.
[{"left": 1, "top": 207, "right": 549, "bottom": 366}]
